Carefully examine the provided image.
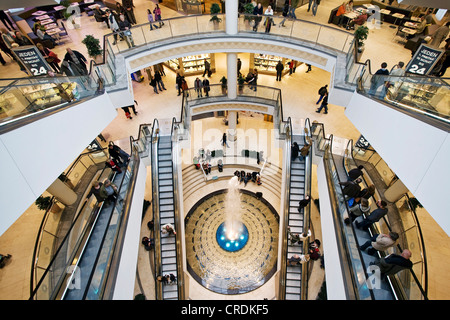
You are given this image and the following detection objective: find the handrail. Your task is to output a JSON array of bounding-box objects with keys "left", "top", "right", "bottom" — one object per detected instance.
[
  {"left": 301, "top": 118, "right": 313, "bottom": 300},
  {"left": 29, "top": 199, "right": 101, "bottom": 299},
  {"left": 150, "top": 118, "right": 163, "bottom": 300},
  {"left": 343, "top": 139, "right": 428, "bottom": 299},
  {"left": 171, "top": 116, "right": 185, "bottom": 300}
]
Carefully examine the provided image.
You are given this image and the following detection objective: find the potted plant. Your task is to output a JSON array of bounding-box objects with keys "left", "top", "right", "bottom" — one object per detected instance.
[
  {"left": 35, "top": 196, "right": 61, "bottom": 213},
  {"left": 82, "top": 35, "right": 103, "bottom": 63},
  {"left": 243, "top": 3, "right": 254, "bottom": 30},
  {"left": 35, "top": 196, "right": 52, "bottom": 211},
  {"left": 210, "top": 3, "right": 222, "bottom": 29},
  {"left": 354, "top": 25, "right": 368, "bottom": 60}
]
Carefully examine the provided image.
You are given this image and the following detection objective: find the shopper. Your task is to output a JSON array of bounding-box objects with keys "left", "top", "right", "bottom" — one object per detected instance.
[
  {"left": 202, "top": 77, "right": 210, "bottom": 97},
  {"left": 306, "top": 63, "right": 312, "bottom": 73},
  {"left": 149, "top": 75, "right": 159, "bottom": 94},
  {"left": 315, "top": 92, "right": 328, "bottom": 114},
  {"left": 370, "top": 249, "right": 412, "bottom": 276},
  {"left": 264, "top": 5, "right": 274, "bottom": 33},
  {"left": 118, "top": 14, "right": 135, "bottom": 48},
  {"left": 339, "top": 178, "right": 362, "bottom": 198},
  {"left": 430, "top": 22, "right": 450, "bottom": 48},
  {"left": 176, "top": 74, "right": 184, "bottom": 96},
  {"left": 369, "top": 62, "right": 389, "bottom": 97},
  {"left": 316, "top": 84, "right": 328, "bottom": 104},
  {"left": 276, "top": 60, "right": 283, "bottom": 81},
  {"left": 345, "top": 197, "right": 370, "bottom": 224},
  {"left": 311, "top": 0, "right": 320, "bottom": 17},
  {"left": 359, "top": 232, "right": 399, "bottom": 255},
  {"left": 253, "top": 3, "right": 263, "bottom": 32},
  {"left": 108, "top": 141, "right": 130, "bottom": 165},
  {"left": 194, "top": 77, "right": 203, "bottom": 97},
  {"left": 153, "top": 4, "right": 164, "bottom": 28},
  {"left": 87, "top": 181, "right": 106, "bottom": 202},
  {"left": 121, "top": 106, "right": 133, "bottom": 119},
  {"left": 147, "top": 9, "right": 158, "bottom": 30},
  {"left": 221, "top": 132, "right": 230, "bottom": 148},
  {"left": 122, "top": 0, "right": 136, "bottom": 24},
  {"left": 0, "top": 10, "right": 14, "bottom": 31},
  {"left": 289, "top": 0, "right": 299, "bottom": 19},
  {"left": 279, "top": 0, "right": 289, "bottom": 27},
  {"left": 299, "top": 143, "right": 311, "bottom": 161},
  {"left": 355, "top": 200, "right": 388, "bottom": 230},
  {"left": 64, "top": 48, "right": 88, "bottom": 74},
  {"left": 14, "top": 31, "right": 32, "bottom": 46},
  {"left": 291, "top": 142, "right": 299, "bottom": 161},
  {"left": 36, "top": 43, "right": 61, "bottom": 73},
  {"left": 154, "top": 70, "right": 166, "bottom": 91},
  {"left": 162, "top": 223, "right": 176, "bottom": 235},
  {"left": 107, "top": 9, "right": 121, "bottom": 45},
  {"left": 202, "top": 58, "right": 211, "bottom": 77},
  {"left": 298, "top": 195, "right": 311, "bottom": 212},
  {"left": 100, "top": 178, "right": 119, "bottom": 203},
  {"left": 347, "top": 165, "right": 364, "bottom": 181}
]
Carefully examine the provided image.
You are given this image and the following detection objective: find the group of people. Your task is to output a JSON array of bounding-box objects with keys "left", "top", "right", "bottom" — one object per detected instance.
[
  {"left": 239, "top": 68, "right": 258, "bottom": 92},
  {"left": 234, "top": 170, "right": 262, "bottom": 186},
  {"left": 291, "top": 142, "right": 311, "bottom": 161},
  {"left": 87, "top": 178, "right": 120, "bottom": 204},
  {"left": 157, "top": 273, "right": 177, "bottom": 285},
  {"left": 287, "top": 238, "right": 321, "bottom": 266},
  {"left": 193, "top": 76, "right": 211, "bottom": 98}
]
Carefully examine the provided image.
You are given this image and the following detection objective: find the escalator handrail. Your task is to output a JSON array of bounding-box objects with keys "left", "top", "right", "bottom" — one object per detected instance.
[
  {"left": 170, "top": 117, "right": 184, "bottom": 299},
  {"left": 278, "top": 116, "right": 293, "bottom": 300},
  {"left": 150, "top": 118, "right": 163, "bottom": 300},
  {"left": 343, "top": 139, "right": 429, "bottom": 299},
  {"left": 82, "top": 137, "right": 141, "bottom": 300}
]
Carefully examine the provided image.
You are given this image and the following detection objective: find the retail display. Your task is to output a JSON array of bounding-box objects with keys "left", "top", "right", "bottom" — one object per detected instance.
[
  {"left": 250, "top": 53, "right": 290, "bottom": 76},
  {"left": 0, "top": 82, "right": 77, "bottom": 119},
  {"left": 164, "top": 54, "right": 215, "bottom": 76},
  {"left": 386, "top": 81, "right": 442, "bottom": 113}
]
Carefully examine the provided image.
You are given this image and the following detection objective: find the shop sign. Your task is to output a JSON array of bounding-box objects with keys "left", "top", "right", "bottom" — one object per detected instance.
[
  {"left": 406, "top": 44, "right": 443, "bottom": 75},
  {"left": 11, "top": 45, "right": 52, "bottom": 76}
]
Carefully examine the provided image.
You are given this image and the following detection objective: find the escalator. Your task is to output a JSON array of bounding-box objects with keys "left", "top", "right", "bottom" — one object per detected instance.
[
  {"left": 285, "top": 135, "right": 307, "bottom": 300},
  {"left": 62, "top": 168, "right": 126, "bottom": 300},
  {"left": 156, "top": 135, "right": 179, "bottom": 300}
]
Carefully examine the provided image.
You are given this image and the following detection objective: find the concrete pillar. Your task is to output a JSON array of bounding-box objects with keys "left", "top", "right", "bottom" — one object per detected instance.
[
  {"left": 227, "top": 53, "right": 237, "bottom": 99},
  {"left": 384, "top": 179, "right": 408, "bottom": 203},
  {"left": 225, "top": 0, "right": 238, "bottom": 35},
  {"left": 47, "top": 178, "right": 77, "bottom": 206},
  {"left": 228, "top": 111, "right": 237, "bottom": 142}
]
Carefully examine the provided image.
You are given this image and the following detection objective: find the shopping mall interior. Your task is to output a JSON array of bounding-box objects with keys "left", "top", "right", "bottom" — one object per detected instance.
[{"left": 0, "top": 0, "right": 449, "bottom": 302}]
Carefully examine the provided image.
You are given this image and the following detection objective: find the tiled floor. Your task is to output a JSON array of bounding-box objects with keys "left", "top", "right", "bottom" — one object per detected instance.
[{"left": 0, "top": 0, "right": 449, "bottom": 300}]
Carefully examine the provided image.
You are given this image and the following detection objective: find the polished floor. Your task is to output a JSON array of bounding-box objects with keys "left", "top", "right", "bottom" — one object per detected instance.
[{"left": 0, "top": 0, "right": 449, "bottom": 300}]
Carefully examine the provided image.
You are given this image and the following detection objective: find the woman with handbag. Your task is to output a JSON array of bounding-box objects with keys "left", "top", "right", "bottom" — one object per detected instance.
[
  {"left": 37, "top": 43, "right": 61, "bottom": 73},
  {"left": 153, "top": 4, "right": 164, "bottom": 28}
]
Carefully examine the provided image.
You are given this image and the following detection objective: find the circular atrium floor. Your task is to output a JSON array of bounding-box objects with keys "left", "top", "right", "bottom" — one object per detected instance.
[{"left": 185, "top": 189, "right": 279, "bottom": 295}]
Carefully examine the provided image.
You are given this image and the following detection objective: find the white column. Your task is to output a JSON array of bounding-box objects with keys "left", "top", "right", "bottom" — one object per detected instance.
[
  {"left": 227, "top": 53, "right": 237, "bottom": 99},
  {"left": 228, "top": 111, "right": 237, "bottom": 142},
  {"left": 225, "top": 0, "right": 238, "bottom": 35}
]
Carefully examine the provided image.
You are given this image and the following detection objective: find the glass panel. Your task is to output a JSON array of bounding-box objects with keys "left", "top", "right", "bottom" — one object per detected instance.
[{"left": 292, "top": 20, "right": 320, "bottom": 43}]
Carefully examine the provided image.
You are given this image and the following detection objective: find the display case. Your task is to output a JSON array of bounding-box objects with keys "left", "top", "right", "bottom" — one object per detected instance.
[
  {"left": 163, "top": 53, "right": 216, "bottom": 76},
  {"left": 385, "top": 81, "right": 445, "bottom": 115},
  {"left": 21, "top": 82, "right": 76, "bottom": 111},
  {"left": 249, "top": 53, "right": 291, "bottom": 76}
]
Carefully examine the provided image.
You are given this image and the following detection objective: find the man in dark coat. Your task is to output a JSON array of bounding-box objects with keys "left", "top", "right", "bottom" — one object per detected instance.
[
  {"left": 64, "top": 48, "right": 88, "bottom": 74},
  {"left": 371, "top": 249, "right": 412, "bottom": 276},
  {"left": 347, "top": 165, "right": 364, "bottom": 181},
  {"left": 355, "top": 200, "right": 388, "bottom": 230},
  {"left": 276, "top": 60, "right": 283, "bottom": 81},
  {"left": 339, "top": 178, "right": 362, "bottom": 198}
]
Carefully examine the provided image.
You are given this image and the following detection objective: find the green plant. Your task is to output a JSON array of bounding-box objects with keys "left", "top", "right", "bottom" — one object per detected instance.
[
  {"left": 408, "top": 197, "right": 423, "bottom": 211},
  {"left": 82, "top": 35, "right": 103, "bottom": 57},
  {"left": 210, "top": 3, "right": 222, "bottom": 23},
  {"left": 35, "top": 196, "right": 52, "bottom": 211},
  {"left": 354, "top": 25, "right": 369, "bottom": 48},
  {"left": 243, "top": 3, "right": 254, "bottom": 21}
]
